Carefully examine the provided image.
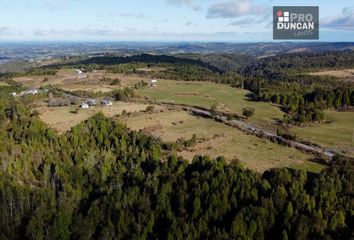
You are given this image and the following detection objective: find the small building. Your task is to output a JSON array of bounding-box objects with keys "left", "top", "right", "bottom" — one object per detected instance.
[
  {"left": 150, "top": 79, "right": 157, "bottom": 87},
  {"left": 11, "top": 92, "right": 16, "bottom": 96},
  {"left": 75, "top": 69, "right": 83, "bottom": 74},
  {"left": 19, "top": 88, "right": 39, "bottom": 96},
  {"left": 101, "top": 99, "right": 113, "bottom": 106},
  {"left": 80, "top": 102, "right": 89, "bottom": 109},
  {"left": 86, "top": 99, "right": 97, "bottom": 107}
]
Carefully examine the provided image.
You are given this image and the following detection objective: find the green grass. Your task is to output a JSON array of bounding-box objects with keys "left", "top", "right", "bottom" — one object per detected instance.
[
  {"left": 122, "top": 110, "right": 324, "bottom": 173},
  {"left": 291, "top": 110, "right": 354, "bottom": 156},
  {"left": 138, "top": 80, "right": 284, "bottom": 126}
]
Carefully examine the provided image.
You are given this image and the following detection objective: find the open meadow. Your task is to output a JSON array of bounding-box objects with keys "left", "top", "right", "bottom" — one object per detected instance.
[
  {"left": 291, "top": 110, "right": 354, "bottom": 157},
  {"left": 138, "top": 80, "right": 284, "bottom": 129},
  {"left": 16, "top": 69, "right": 336, "bottom": 172},
  {"left": 121, "top": 110, "right": 323, "bottom": 173},
  {"left": 35, "top": 100, "right": 154, "bottom": 133},
  {"left": 308, "top": 68, "right": 354, "bottom": 81},
  {"left": 12, "top": 68, "right": 148, "bottom": 92}
]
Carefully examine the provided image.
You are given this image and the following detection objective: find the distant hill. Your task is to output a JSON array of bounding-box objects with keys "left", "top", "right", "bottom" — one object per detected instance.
[
  {"left": 175, "top": 53, "right": 253, "bottom": 72},
  {"left": 239, "top": 50, "right": 354, "bottom": 80},
  {"left": 76, "top": 54, "right": 224, "bottom": 73},
  {"left": 0, "top": 41, "right": 353, "bottom": 64}
]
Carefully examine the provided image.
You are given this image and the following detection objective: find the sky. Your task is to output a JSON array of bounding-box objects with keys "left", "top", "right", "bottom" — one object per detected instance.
[{"left": 0, "top": 0, "right": 353, "bottom": 42}]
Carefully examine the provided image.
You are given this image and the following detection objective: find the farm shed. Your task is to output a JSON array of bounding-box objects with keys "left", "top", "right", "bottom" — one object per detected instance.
[{"left": 80, "top": 102, "right": 89, "bottom": 109}]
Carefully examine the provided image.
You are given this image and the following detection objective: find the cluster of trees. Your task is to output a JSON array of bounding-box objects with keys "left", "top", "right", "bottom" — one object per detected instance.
[
  {"left": 165, "top": 134, "right": 198, "bottom": 151},
  {"left": 134, "top": 80, "right": 148, "bottom": 89},
  {"left": 0, "top": 87, "right": 353, "bottom": 239},
  {"left": 26, "top": 68, "right": 57, "bottom": 76},
  {"left": 173, "top": 53, "right": 253, "bottom": 72},
  {"left": 77, "top": 54, "right": 222, "bottom": 72},
  {"left": 197, "top": 53, "right": 253, "bottom": 72},
  {"left": 112, "top": 87, "right": 136, "bottom": 101},
  {"left": 240, "top": 51, "right": 354, "bottom": 79},
  {"left": 242, "top": 107, "right": 255, "bottom": 118},
  {"left": 241, "top": 51, "right": 354, "bottom": 124},
  {"left": 55, "top": 54, "right": 222, "bottom": 75},
  {"left": 106, "top": 63, "right": 147, "bottom": 74},
  {"left": 276, "top": 129, "right": 297, "bottom": 141},
  {"left": 155, "top": 64, "right": 244, "bottom": 86}
]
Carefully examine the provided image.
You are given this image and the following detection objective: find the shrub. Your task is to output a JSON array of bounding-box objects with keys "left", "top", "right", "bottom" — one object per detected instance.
[
  {"left": 146, "top": 105, "right": 155, "bottom": 113},
  {"left": 242, "top": 107, "right": 255, "bottom": 118}
]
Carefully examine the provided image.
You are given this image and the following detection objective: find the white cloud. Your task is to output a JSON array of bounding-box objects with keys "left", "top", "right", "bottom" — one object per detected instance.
[
  {"left": 110, "top": 12, "right": 150, "bottom": 19},
  {"left": 227, "top": 14, "right": 270, "bottom": 27},
  {"left": 185, "top": 21, "right": 194, "bottom": 26},
  {"left": 0, "top": 27, "right": 21, "bottom": 36},
  {"left": 207, "top": 0, "right": 267, "bottom": 18},
  {"left": 165, "top": 0, "right": 202, "bottom": 11},
  {"left": 43, "top": 0, "right": 70, "bottom": 11},
  {"left": 321, "top": 6, "right": 354, "bottom": 30},
  {"left": 13, "top": 26, "right": 269, "bottom": 41}
]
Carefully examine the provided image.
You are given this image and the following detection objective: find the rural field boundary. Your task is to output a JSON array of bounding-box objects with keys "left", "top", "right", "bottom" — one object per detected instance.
[{"left": 133, "top": 99, "right": 339, "bottom": 163}]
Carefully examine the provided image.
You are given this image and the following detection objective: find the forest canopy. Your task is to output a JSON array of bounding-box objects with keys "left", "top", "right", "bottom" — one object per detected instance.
[{"left": 0, "top": 86, "right": 353, "bottom": 240}]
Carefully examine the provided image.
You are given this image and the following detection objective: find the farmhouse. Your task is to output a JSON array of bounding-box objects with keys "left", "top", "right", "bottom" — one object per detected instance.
[
  {"left": 101, "top": 99, "right": 113, "bottom": 106},
  {"left": 80, "top": 102, "right": 89, "bottom": 109}
]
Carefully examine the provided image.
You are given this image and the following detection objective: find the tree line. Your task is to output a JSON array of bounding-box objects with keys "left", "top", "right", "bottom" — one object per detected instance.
[{"left": 240, "top": 51, "right": 354, "bottom": 123}]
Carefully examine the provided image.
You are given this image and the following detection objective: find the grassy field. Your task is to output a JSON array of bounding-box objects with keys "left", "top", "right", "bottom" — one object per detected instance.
[
  {"left": 138, "top": 80, "right": 284, "bottom": 128},
  {"left": 35, "top": 100, "right": 153, "bottom": 133},
  {"left": 122, "top": 110, "right": 323, "bottom": 173},
  {"left": 12, "top": 68, "right": 148, "bottom": 92},
  {"left": 36, "top": 102, "right": 323, "bottom": 172},
  {"left": 291, "top": 110, "right": 354, "bottom": 156},
  {"left": 308, "top": 69, "right": 354, "bottom": 81},
  {"left": 14, "top": 69, "right": 284, "bottom": 129}
]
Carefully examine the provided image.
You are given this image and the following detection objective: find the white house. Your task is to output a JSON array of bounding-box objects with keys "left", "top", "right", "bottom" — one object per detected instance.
[
  {"left": 11, "top": 92, "right": 17, "bottom": 96},
  {"left": 150, "top": 79, "right": 157, "bottom": 86},
  {"left": 75, "top": 69, "right": 87, "bottom": 79},
  {"left": 80, "top": 102, "right": 89, "bottom": 109}
]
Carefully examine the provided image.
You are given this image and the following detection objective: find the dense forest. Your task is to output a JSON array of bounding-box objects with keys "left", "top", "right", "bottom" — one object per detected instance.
[
  {"left": 174, "top": 53, "right": 253, "bottom": 72},
  {"left": 75, "top": 54, "right": 223, "bottom": 73},
  {"left": 0, "top": 83, "right": 353, "bottom": 239},
  {"left": 240, "top": 51, "right": 354, "bottom": 123},
  {"left": 241, "top": 51, "right": 354, "bottom": 78}
]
